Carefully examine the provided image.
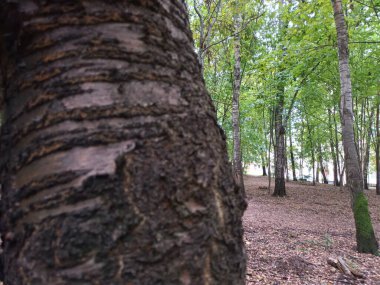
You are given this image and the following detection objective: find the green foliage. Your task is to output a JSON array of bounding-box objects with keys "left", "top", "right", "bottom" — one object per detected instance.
[{"left": 187, "top": 0, "right": 380, "bottom": 175}]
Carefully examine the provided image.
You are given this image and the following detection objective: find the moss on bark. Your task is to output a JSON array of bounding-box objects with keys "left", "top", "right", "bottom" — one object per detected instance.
[{"left": 353, "top": 192, "right": 379, "bottom": 254}]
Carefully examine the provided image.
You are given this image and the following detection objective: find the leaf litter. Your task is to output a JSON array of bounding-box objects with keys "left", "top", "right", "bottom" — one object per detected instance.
[{"left": 244, "top": 175, "right": 380, "bottom": 285}]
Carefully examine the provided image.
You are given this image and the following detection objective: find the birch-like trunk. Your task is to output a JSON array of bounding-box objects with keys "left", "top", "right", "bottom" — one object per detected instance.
[
  {"left": 363, "top": 110, "right": 373, "bottom": 190},
  {"left": 0, "top": 1, "right": 247, "bottom": 283},
  {"left": 232, "top": 17, "right": 245, "bottom": 193},
  {"left": 328, "top": 109, "right": 339, "bottom": 186},
  {"left": 305, "top": 115, "right": 316, "bottom": 186},
  {"left": 288, "top": 121, "right": 297, "bottom": 181},
  {"left": 332, "top": 0, "right": 378, "bottom": 254}
]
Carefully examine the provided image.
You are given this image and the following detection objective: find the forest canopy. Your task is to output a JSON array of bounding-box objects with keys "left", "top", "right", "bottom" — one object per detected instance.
[{"left": 187, "top": 0, "right": 380, "bottom": 188}]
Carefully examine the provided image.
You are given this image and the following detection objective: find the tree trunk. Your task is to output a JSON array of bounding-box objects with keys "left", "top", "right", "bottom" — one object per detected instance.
[
  {"left": 363, "top": 108, "right": 373, "bottom": 190},
  {"left": 232, "top": 17, "right": 245, "bottom": 193},
  {"left": 268, "top": 109, "right": 274, "bottom": 192},
  {"left": 332, "top": 0, "right": 378, "bottom": 254},
  {"left": 316, "top": 165, "right": 320, "bottom": 183},
  {"left": 273, "top": 70, "right": 286, "bottom": 196},
  {"left": 376, "top": 98, "right": 380, "bottom": 194},
  {"left": 261, "top": 153, "right": 267, "bottom": 176},
  {"left": 318, "top": 144, "right": 329, "bottom": 184},
  {"left": 193, "top": 0, "right": 222, "bottom": 74},
  {"left": 300, "top": 119, "right": 305, "bottom": 178},
  {"left": 285, "top": 133, "right": 290, "bottom": 182},
  {"left": 328, "top": 109, "right": 339, "bottom": 186},
  {"left": 273, "top": 0, "right": 286, "bottom": 197},
  {"left": 0, "top": 1, "right": 247, "bottom": 284},
  {"left": 273, "top": 107, "right": 286, "bottom": 196},
  {"left": 288, "top": 120, "right": 297, "bottom": 181},
  {"left": 334, "top": 106, "right": 342, "bottom": 186},
  {"left": 305, "top": 115, "right": 316, "bottom": 186}
]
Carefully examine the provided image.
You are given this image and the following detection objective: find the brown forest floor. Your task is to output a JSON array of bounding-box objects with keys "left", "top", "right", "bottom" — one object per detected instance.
[{"left": 244, "top": 175, "right": 380, "bottom": 285}]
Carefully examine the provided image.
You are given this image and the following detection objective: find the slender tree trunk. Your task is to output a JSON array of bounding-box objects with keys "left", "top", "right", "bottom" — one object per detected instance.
[
  {"left": 316, "top": 165, "right": 320, "bottom": 183},
  {"left": 232, "top": 17, "right": 245, "bottom": 193},
  {"left": 376, "top": 99, "right": 380, "bottom": 194},
  {"left": 328, "top": 109, "right": 339, "bottom": 186},
  {"left": 268, "top": 109, "right": 274, "bottom": 192},
  {"left": 332, "top": 0, "right": 378, "bottom": 254},
  {"left": 363, "top": 108, "right": 373, "bottom": 190},
  {"left": 305, "top": 115, "right": 316, "bottom": 186},
  {"left": 285, "top": 134, "right": 290, "bottom": 182},
  {"left": 273, "top": 73, "right": 286, "bottom": 195},
  {"left": 273, "top": 0, "right": 286, "bottom": 197},
  {"left": 334, "top": 106, "right": 342, "bottom": 186},
  {"left": 262, "top": 109, "right": 268, "bottom": 178},
  {"left": 340, "top": 164, "right": 346, "bottom": 191},
  {"left": 318, "top": 144, "right": 329, "bottom": 184},
  {"left": 300, "top": 119, "right": 305, "bottom": 178},
  {"left": 193, "top": 0, "right": 222, "bottom": 74},
  {"left": 273, "top": 105, "right": 286, "bottom": 196},
  {"left": 261, "top": 153, "right": 267, "bottom": 176},
  {"left": 311, "top": 152, "right": 316, "bottom": 186},
  {"left": 288, "top": 120, "right": 297, "bottom": 181},
  {"left": 0, "top": 1, "right": 247, "bottom": 284}
]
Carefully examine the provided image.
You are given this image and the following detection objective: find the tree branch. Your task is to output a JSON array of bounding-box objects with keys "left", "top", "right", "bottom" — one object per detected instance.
[
  {"left": 202, "top": 12, "right": 265, "bottom": 53},
  {"left": 284, "top": 60, "right": 322, "bottom": 126}
]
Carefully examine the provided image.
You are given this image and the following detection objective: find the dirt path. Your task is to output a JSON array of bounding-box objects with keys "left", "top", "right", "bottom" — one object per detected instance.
[{"left": 243, "top": 175, "right": 380, "bottom": 285}]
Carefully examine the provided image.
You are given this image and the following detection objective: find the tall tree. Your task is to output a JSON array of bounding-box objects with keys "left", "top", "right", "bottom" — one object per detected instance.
[
  {"left": 362, "top": 106, "right": 373, "bottom": 190},
  {"left": 273, "top": 0, "right": 287, "bottom": 197},
  {"left": 0, "top": 1, "right": 246, "bottom": 283},
  {"left": 376, "top": 97, "right": 380, "bottom": 194},
  {"left": 192, "top": 0, "right": 222, "bottom": 72},
  {"left": 232, "top": 13, "right": 245, "bottom": 193},
  {"left": 331, "top": 0, "right": 378, "bottom": 254},
  {"left": 288, "top": 119, "right": 297, "bottom": 181},
  {"left": 328, "top": 108, "right": 340, "bottom": 186}
]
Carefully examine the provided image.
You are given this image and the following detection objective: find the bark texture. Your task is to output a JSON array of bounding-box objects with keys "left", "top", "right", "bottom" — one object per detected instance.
[
  {"left": 0, "top": 1, "right": 247, "bottom": 284},
  {"left": 273, "top": 0, "right": 286, "bottom": 197},
  {"left": 331, "top": 0, "right": 378, "bottom": 254},
  {"left": 376, "top": 100, "right": 380, "bottom": 195},
  {"left": 273, "top": 121, "right": 286, "bottom": 196},
  {"left": 232, "top": 18, "right": 245, "bottom": 194}
]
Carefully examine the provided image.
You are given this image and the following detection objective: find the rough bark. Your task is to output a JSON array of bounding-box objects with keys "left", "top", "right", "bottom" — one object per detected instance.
[
  {"left": 273, "top": 0, "right": 286, "bottom": 197},
  {"left": 232, "top": 17, "right": 245, "bottom": 194},
  {"left": 273, "top": 114, "right": 286, "bottom": 196},
  {"left": 273, "top": 72, "right": 286, "bottom": 196},
  {"left": 0, "top": 1, "right": 247, "bottom": 284},
  {"left": 332, "top": 0, "right": 378, "bottom": 254}
]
